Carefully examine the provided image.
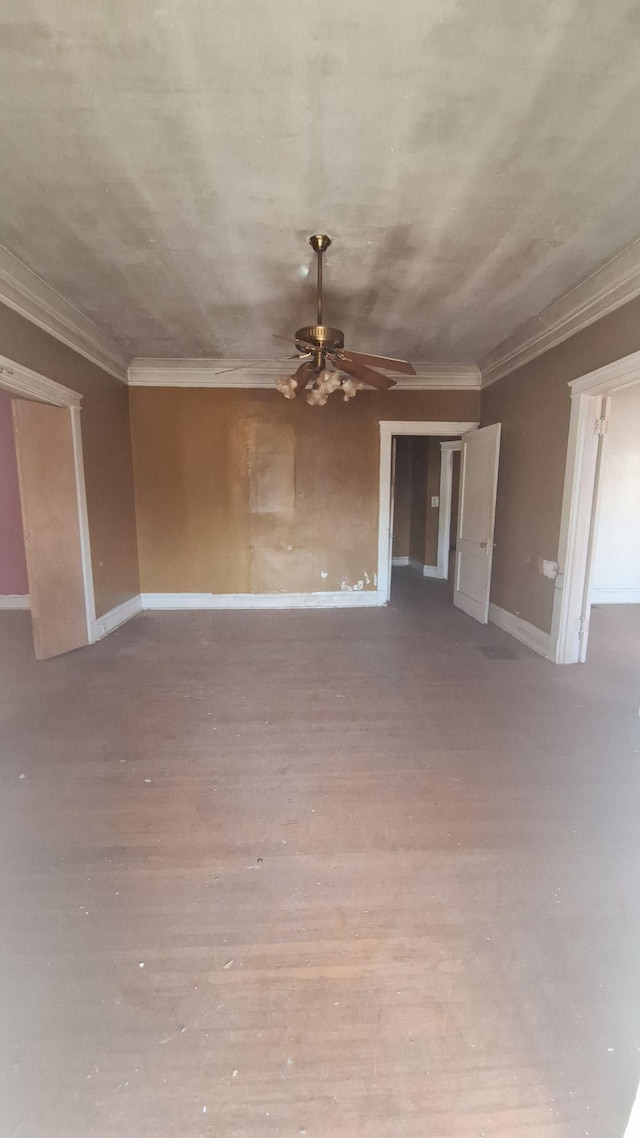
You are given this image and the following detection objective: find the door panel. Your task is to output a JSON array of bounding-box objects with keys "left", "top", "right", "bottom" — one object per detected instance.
[
  {"left": 453, "top": 423, "right": 501, "bottom": 624},
  {"left": 13, "top": 401, "right": 91, "bottom": 659}
]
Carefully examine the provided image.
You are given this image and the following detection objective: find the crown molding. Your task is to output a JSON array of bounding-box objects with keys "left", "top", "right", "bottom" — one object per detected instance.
[
  {"left": 127, "top": 358, "right": 481, "bottom": 390},
  {"left": 0, "top": 245, "right": 130, "bottom": 382},
  {"left": 479, "top": 238, "right": 640, "bottom": 388}
]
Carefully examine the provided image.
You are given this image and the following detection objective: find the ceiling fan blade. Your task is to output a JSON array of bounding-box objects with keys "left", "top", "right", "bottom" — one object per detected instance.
[
  {"left": 213, "top": 354, "right": 305, "bottom": 377},
  {"left": 293, "top": 362, "right": 314, "bottom": 391},
  {"left": 339, "top": 350, "right": 416, "bottom": 376},
  {"left": 333, "top": 357, "right": 397, "bottom": 391}
]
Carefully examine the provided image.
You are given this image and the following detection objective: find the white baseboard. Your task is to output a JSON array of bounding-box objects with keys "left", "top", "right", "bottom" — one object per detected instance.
[
  {"left": 90, "top": 594, "right": 144, "bottom": 642},
  {"left": 488, "top": 602, "right": 552, "bottom": 659},
  {"left": 392, "top": 556, "right": 410, "bottom": 567},
  {"left": 0, "top": 594, "right": 30, "bottom": 609},
  {"left": 591, "top": 587, "right": 640, "bottom": 605},
  {"left": 405, "top": 559, "right": 444, "bottom": 579},
  {"left": 140, "top": 590, "right": 382, "bottom": 610}
]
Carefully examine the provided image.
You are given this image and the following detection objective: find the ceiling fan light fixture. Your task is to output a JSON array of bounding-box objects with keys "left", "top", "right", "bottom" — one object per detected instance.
[
  {"left": 317, "top": 369, "right": 342, "bottom": 395},
  {"left": 306, "top": 387, "right": 329, "bottom": 407},
  {"left": 276, "top": 376, "right": 297, "bottom": 399},
  {"left": 341, "top": 378, "right": 362, "bottom": 401}
]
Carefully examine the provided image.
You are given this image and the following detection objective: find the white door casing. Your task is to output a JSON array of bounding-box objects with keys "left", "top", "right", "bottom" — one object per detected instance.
[
  {"left": 1, "top": 352, "right": 97, "bottom": 658},
  {"left": 377, "top": 421, "right": 479, "bottom": 603},
  {"left": 453, "top": 423, "right": 501, "bottom": 624},
  {"left": 552, "top": 349, "right": 640, "bottom": 664}
]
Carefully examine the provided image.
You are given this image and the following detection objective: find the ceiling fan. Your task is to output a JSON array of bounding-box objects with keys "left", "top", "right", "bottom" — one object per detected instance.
[{"left": 275, "top": 234, "right": 416, "bottom": 405}]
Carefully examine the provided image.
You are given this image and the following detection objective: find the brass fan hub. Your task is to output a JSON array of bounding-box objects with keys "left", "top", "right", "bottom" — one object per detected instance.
[{"left": 295, "top": 325, "right": 344, "bottom": 353}]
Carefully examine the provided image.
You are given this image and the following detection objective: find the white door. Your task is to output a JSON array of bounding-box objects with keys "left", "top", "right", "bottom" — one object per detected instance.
[{"left": 453, "top": 423, "right": 501, "bottom": 623}]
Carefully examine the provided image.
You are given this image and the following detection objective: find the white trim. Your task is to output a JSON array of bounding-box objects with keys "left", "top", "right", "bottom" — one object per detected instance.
[
  {"left": 90, "top": 594, "right": 143, "bottom": 642},
  {"left": 379, "top": 421, "right": 477, "bottom": 438},
  {"left": 0, "top": 594, "right": 30, "bottom": 609},
  {"left": 568, "top": 346, "right": 640, "bottom": 395},
  {"left": 480, "top": 238, "right": 640, "bottom": 387},
  {"left": 552, "top": 350, "right": 640, "bottom": 663},
  {"left": 403, "top": 559, "right": 443, "bottom": 577},
  {"left": 140, "top": 591, "right": 382, "bottom": 610},
  {"left": 590, "top": 588, "right": 640, "bottom": 605},
  {"left": 438, "top": 441, "right": 462, "bottom": 580},
  {"left": 0, "top": 244, "right": 129, "bottom": 382},
  {"left": 127, "top": 357, "right": 481, "bottom": 390},
  {"left": 488, "top": 603, "right": 552, "bottom": 659},
  {"left": 392, "top": 556, "right": 410, "bottom": 567},
  {"left": 69, "top": 407, "right": 96, "bottom": 634},
  {"left": 378, "top": 421, "right": 478, "bottom": 602},
  {"left": 0, "top": 355, "right": 81, "bottom": 407}
]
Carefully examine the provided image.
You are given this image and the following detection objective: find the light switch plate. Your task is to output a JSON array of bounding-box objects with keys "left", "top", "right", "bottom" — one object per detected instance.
[{"left": 431, "top": 496, "right": 439, "bottom": 508}]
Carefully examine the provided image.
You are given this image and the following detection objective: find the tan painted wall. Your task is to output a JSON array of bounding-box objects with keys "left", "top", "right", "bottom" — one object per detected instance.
[
  {"left": 481, "top": 293, "right": 640, "bottom": 634},
  {"left": 391, "top": 437, "right": 413, "bottom": 559},
  {"left": 0, "top": 302, "right": 139, "bottom": 617},
  {"left": 130, "top": 388, "right": 479, "bottom": 594}
]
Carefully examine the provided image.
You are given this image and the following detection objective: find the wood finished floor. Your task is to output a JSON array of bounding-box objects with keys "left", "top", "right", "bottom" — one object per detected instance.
[{"left": 1, "top": 572, "right": 639, "bottom": 1138}]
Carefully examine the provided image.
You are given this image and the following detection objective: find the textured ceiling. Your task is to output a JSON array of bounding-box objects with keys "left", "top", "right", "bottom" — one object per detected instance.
[{"left": 1, "top": 0, "right": 640, "bottom": 362}]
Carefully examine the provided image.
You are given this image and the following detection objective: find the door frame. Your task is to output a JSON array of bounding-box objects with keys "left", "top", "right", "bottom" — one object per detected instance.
[
  {"left": 437, "top": 440, "right": 462, "bottom": 580},
  {"left": 552, "top": 348, "right": 640, "bottom": 664},
  {"left": 377, "top": 421, "right": 479, "bottom": 603},
  {"left": 0, "top": 353, "right": 96, "bottom": 644}
]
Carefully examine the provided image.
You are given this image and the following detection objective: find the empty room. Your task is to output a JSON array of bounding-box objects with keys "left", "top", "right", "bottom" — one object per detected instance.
[{"left": 1, "top": 3, "right": 640, "bottom": 1136}]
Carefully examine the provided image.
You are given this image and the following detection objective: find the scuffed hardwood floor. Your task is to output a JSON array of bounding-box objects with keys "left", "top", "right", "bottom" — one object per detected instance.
[{"left": 1, "top": 572, "right": 639, "bottom": 1138}]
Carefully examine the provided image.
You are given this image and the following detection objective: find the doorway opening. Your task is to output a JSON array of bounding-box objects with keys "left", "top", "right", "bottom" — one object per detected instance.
[
  {"left": 377, "top": 420, "right": 502, "bottom": 627},
  {"left": 390, "top": 435, "right": 461, "bottom": 590},
  {"left": 553, "top": 351, "right": 640, "bottom": 664},
  {"left": 0, "top": 356, "right": 95, "bottom": 659},
  {"left": 377, "top": 420, "right": 478, "bottom": 605}
]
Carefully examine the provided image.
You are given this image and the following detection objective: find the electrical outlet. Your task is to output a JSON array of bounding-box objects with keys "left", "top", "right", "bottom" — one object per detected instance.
[{"left": 431, "top": 496, "right": 439, "bottom": 508}]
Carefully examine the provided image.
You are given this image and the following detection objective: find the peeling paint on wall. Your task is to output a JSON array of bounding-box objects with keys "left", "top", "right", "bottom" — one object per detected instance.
[{"left": 340, "top": 578, "right": 366, "bottom": 592}]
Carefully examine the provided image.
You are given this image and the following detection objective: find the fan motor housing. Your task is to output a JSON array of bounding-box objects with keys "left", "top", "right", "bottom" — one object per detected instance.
[{"left": 295, "top": 325, "right": 344, "bottom": 353}]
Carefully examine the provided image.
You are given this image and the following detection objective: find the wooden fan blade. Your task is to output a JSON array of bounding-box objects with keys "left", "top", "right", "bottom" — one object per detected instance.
[
  {"left": 333, "top": 357, "right": 397, "bottom": 391},
  {"left": 340, "top": 350, "right": 416, "bottom": 376},
  {"left": 293, "top": 362, "right": 314, "bottom": 391}
]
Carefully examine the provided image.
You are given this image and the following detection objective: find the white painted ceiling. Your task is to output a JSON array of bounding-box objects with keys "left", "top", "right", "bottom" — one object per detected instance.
[{"left": 2, "top": 0, "right": 640, "bottom": 362}]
